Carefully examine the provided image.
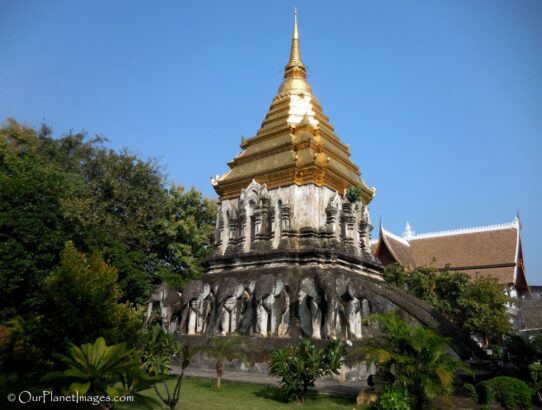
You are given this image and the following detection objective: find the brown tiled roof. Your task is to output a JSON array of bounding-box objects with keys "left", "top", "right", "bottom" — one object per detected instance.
[
  {"left": 408, "top": 227, "right": 518, "bottom": 284},
  {"left": 380, "top": 230, "right": 416, "bottom": 270},
  {"left": 375, "top": 222, "right": 522, "bottom": 287}
]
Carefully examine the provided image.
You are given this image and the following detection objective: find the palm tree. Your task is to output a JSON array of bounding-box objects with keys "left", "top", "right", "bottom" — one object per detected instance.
[
  {"left": 505, "top": 333, "right": 542, "bottom": 365},
  {"left": 356, "top": 312, "right": 471, "bottom": 409},
  {"left": 199, "top": 336, "right": 247, "bottom": 389}
]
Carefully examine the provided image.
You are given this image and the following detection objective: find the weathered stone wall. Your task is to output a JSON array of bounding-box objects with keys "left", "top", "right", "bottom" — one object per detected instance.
[
  {"left": 215, "top": 181, "right": 372, "bottom": 256},
  {"left": 177, "top": 335, "right": 376, "bottom": 382}
]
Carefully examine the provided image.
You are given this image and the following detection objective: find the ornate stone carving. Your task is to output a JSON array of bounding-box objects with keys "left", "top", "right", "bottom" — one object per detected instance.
[
  {"left": 298, "top": 277, "right": 322, "bottom": 339},
  {"left": 144, "top": 284, "right": 182, "bottom": 332},
  {"left": 178, "top": 280, "right": 212, "bottom": 335},
  {"left": 214, "top": 277, "right": 245, "bottom": 335},
  {"left": 254, "top": 275, "right": 289, "bottom": 337}
]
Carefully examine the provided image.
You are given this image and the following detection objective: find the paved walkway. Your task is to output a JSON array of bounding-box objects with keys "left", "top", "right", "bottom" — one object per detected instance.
[{"left": 183, "top": 368, "right": 363, "bottom": 398}]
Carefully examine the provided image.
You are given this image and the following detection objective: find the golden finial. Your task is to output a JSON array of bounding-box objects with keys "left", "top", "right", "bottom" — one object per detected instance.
[
  {"left": 284, "top": 7, "right": 306, "bottom": 78},
  {"left": 293, "top": 7, "right": 299, "bottom": 40}
]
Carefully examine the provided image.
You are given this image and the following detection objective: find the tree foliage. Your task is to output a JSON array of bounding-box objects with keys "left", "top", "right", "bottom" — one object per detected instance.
[
  {"left": 139, "top": 325, "right": 190, "bottom": 410},
  {"left": 269, "top": 339, "right": 346, "bottom": 403},
  {"left": 0, "top": 119, "right": 216, "bottom": 388},
  {"left": 382, "top": 263, "right": 511, "bottom": 346},
  {"left": 199, "top": 336, "right": 248, "bottom": 389},
  {"left": 0, "top": 243, "right": 144, "bottom": 387},
  {"left": 475, "top": 376, "right": 533, "bottom": 410},
  {"left": 0, "top": 119, "right": 216, "bottom": 311},
  {"left": 43, "top": 337, "right": 160, "bottom": 409},
  {"left": 357, "top": 312, "right": 470, "bottom": 409}
]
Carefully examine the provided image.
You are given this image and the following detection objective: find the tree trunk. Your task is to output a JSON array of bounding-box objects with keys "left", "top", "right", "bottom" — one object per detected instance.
[{"left": 216, "top": 360, "right": 223, "bottom": 389}]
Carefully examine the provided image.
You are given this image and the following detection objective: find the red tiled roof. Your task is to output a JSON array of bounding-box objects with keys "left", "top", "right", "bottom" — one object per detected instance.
[{"left": 374, "top": 221, "right": 523, "bottom": 287}]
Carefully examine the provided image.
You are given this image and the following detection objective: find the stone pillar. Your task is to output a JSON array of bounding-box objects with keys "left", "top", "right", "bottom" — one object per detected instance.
[
  {"left": 280, "top": 205, "right": 291, "bottom": 233},
  {"left": 341, "top": 203, "right": 355, "bottom": 243},
  {"left": 215, "top": 212, "right": 223, "bottom": 248},
  {"left": 238, "top": 208, "right": 247, "bottom": 251},
  {"left": 226, "top": 218, "right": 238, "bottom": 253},
  {"left": 326, "top": 206, "right": 339, "bottom": 236}
]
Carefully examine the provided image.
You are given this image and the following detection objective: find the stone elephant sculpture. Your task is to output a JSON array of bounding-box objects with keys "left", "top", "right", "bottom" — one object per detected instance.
[
  {"left": 213, "top": 277, "right": 245, "bottom": 335},
  {"left": 315, "top": 273, "right": 349, "bottom": 340},
  {"left": 178, "top": 280, "right": 212, "bottom": 335},
  {"left": 144, "top": 283, "right": 182, "bottom": 332},
  {"left": 298, "top": 277, "right": 323, "bottom": 339},
  {"left": 344, "top": 277, "right": 375, "bottom": 339},
  {"left": 253, "top": 275, "right": 290, "bottom": 337}
]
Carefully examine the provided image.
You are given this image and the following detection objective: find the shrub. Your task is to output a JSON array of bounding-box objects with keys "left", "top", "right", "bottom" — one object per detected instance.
[
  {"left": 477, "top": 376, "right": 533, "bottom": 410},
  {"left": 43, "top": 337, "right": 160, "bottom": 409},
  {"left": 346, "top": 185, "right": 362, "bottom": 203},
  {"left": 371, "top": 386, "right": 413, "bottom": 410},
  {"left": 269, "top": 339, "right": 346, "bottom": 403},
  {"left": 463, "top": 382, "right": 478, "bottom": 403},
  {"left": 357, "top": 312, "right": 470, "bottom": 409},
  {"left": 529, "top": 362, "right": 542, "bottom": 403}
]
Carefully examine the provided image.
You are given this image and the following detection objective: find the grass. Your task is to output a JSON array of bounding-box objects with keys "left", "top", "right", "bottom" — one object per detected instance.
[{"left": 117, "top": 376, "right": 361, "bottom": 410}]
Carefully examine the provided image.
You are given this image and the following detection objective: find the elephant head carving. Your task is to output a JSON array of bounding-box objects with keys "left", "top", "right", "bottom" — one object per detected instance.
[
  {"left": 298, "top": 277, "right": 322, "bottom": 339},
  {"left": 144, "top": 283, "right": 182, "bottom": 332},
  {"left": 315, "top": 273, "right": 349, "bottom": 339},
  {"left": 254, "top": 275, "right": 289, "bottom": 336},
  {"left": 178, "top": 280, "right": 211, "bottom": 335},
  {"left": 214, "top": 277, "right": 245, "bottom": 335}
]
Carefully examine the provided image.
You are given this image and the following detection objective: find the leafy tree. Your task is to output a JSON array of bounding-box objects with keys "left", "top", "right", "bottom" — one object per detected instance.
[
  {"left": 0, "top": 122, "right": 76, "bottom": 317},
  {"left": 157, "top": 185, "right": 217, "bottom": 286},
  {"left": 0, "top": 242, "right": 144, "bottom": 387},
  {"left": 41, "top": 242, "right": 144, "bottom": 348},
  {"left": 456, "top": 275, "right": 511, "bottom": 347},
  {"left": 139, "top": 325, "right": 191, "bottom": 410},
  {"left": 0, "top": 119, "right": 217, "bottom": 392},
  {"left": 357, "top": 312, "right": 470, "bottom": 409},
  {"left": 382, "top": 263, "right": 409, "bottom": 289},
  {"left": 269, "top": 339, "right": 346, "bottom": 403},
  {"left": 433, "top": 270, "right": 470, "bottom": 324},
  {"left": 199, "top": 337, "right": 248, "bottom": 390},
  {"left": 43, "top": 337, "right": 160, "bottom": 410},
  {"left": 0, "top": 119, "right": 217, "bottom": 310},
  {"left": 382, "top": 264, "right": 511, "bottom": 347}
]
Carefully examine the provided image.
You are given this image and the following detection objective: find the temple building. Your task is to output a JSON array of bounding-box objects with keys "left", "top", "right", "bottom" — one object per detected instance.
[
  {"left": 372, "top": 218, "right": 528, "bottom": 295},
  {"left": 146, "top": 12, "right": 484, "bottom": 374},
  {"left": 372, "top": 218, "right": 533, "bottom": 329}
]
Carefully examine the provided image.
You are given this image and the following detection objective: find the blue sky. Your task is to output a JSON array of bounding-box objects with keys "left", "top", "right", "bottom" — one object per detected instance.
[{"left": 1, "top": 1, "right": 541, "bottom": 284}]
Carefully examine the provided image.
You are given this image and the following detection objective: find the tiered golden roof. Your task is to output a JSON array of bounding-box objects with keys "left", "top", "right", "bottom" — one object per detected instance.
[{"left": 212, "top": 10, "right": 375, "bottom": 204}]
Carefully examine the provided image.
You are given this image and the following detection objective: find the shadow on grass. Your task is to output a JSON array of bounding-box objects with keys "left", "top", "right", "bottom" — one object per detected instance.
[
  {"left": 254, "top": 386, "right": 288, "bottom": 403},
  {"left": 254, "top": 386, "right": 356, "bottom": 407}
]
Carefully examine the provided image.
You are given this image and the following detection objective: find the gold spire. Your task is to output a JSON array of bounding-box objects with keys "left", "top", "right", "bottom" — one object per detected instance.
[
  {"left": 279, "top": 8, "right": 311, "bottom": 94},
  {"left": 212, "top": 9, "right": 376, "bottom": 204},
  {"left": 285, "top": 8, "right": 305, "bottom": 75}
]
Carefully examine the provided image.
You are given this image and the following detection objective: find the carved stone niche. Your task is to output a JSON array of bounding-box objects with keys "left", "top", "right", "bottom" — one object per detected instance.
[
  {"left": 359, "top": 206, "right": 373, "bottom": 254},
  {"left": 238, "top": 179, "right": 270, "bottom": 252},
  {"left": 280, "top": 205, "right": 291, "bottom": 234},
  {"left": 340, "top": 202, "right": 355, "bottom": 243},
  {"left": 326, "top": 193, "right": 342, "bottom": 238},
  {"left": 254, "top": 197, "right": 271, "bottom": 242}
]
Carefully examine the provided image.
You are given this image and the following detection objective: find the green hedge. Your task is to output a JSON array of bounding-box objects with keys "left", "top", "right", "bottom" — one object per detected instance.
[{"left": 476, "top": 376, "right": 533, "bottom": 410}]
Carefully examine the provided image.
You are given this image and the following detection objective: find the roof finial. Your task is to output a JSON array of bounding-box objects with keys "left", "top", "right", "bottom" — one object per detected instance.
[
  {"left": 293, "top": 7, "right": 299, "bottom": 40},
  {"left": 284, "top": 7, "right": 306, "bottom": 79},
  {"left": 402, "top": 222, "right": 415, "bottom": 240}
]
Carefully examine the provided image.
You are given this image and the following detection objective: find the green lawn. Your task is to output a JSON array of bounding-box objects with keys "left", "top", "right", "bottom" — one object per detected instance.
[{"left": 118, "top": 377, "right": 361, "bottom": 410}]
